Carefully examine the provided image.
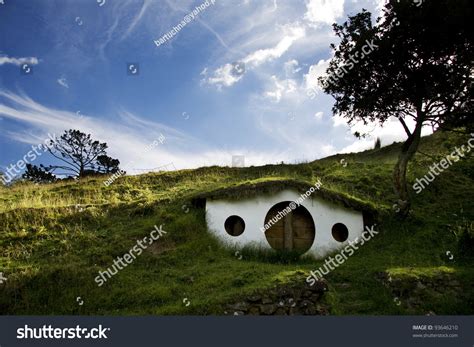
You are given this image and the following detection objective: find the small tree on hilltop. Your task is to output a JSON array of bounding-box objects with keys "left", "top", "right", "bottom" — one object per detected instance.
[
  {"left": 374, "top": 137, "right": 381, "bottom": 150},
  {"left": 45, "top": 129, "right": 121, "bottom": 178},
  {"left": 96, "top": 155, "right": 120, "bottom": 174},
  {"left": 22, "top": 164, "right": 57, "bottom": 183},
  {"left": 319, "top": 0, "right": 473, "bottom": 216}
]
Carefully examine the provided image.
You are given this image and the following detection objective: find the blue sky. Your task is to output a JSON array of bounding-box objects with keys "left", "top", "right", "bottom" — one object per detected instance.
[{"left": 0, "top": 0, "right": 431, "bottom": 175}]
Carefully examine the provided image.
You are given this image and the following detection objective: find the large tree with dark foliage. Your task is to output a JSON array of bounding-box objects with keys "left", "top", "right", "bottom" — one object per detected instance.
[
  {"left": 319, "top": 0, "right": 473, "bottom": 215},
  {"left": 45, "top": 129, "right": 121, "bottom": 178}
]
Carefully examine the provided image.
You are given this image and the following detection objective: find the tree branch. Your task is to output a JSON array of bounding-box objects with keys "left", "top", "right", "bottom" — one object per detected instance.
[{"left": 398, "top": 117, "right": 412, "bottom": 137}]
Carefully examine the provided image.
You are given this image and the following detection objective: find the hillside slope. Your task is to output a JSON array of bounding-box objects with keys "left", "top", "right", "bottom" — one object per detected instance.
[{"left": 0, "top": 130, "right": 473, "bottom": 315}]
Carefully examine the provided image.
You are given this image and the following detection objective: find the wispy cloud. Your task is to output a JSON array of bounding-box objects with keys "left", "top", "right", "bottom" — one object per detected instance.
[
  {"left": 57, "top": 76, "right": 69, "bottom": 89},
  {"left": 264, "top": 75, "right": 298, "bottom": 102},
  {"left": 284, "top": 59, "right": 301, "bottom": 75},
  {"left": 121, "top": 0, "right": 152, "bottom": 40},
  {"left": 0, "top": 54, "right": 39, "bottom": 67},
  {"left": 205, "top": 24, "right": 306, "bottom": 88},
  {"left": 243, "top": 25, "right": 305, "bottom": 68},
  {"left": 0, "top": 91, "right": 299, "bottom": 171}
]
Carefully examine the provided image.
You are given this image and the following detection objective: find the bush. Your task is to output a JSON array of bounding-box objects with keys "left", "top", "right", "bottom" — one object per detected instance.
[{"left": 457, "top": 222, "right": 474, "bottom": 259}]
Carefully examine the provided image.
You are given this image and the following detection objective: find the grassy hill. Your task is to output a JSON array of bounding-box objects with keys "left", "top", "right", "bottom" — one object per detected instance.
[{"left": 0, "top": 130, "right": 473, "bottom": 315}]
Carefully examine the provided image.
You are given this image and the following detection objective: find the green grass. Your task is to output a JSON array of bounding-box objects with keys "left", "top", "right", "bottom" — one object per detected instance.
[{"left": 0, "top": 130, "right": 473, "bottom": 315}]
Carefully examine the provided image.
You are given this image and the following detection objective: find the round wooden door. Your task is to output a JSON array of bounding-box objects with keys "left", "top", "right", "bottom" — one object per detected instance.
[{"left": 263, "top": 201, "right": 315, "bottom": 253}]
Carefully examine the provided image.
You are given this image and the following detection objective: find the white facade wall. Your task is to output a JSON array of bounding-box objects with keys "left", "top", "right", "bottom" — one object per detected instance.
[{"left": 206, "top": 189, "right": 365, "bottom": 258}]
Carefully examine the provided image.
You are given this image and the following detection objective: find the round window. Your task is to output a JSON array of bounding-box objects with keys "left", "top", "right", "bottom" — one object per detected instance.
[
  {"left": 224, "top": 215, "right": 245, "bottom": 236},
  {"left": 331, "top": 223, "right": 349, "bottom": 242}
]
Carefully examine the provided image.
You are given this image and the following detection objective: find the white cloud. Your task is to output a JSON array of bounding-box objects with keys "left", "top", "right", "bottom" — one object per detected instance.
[
  {"left": 57, "top": 77, "right": 69, "bottom": 89},
  {"left": 284, "top": 59, "right": 301, "bottom": 75},
  {"left": 374, "top": 0, "right": 389, "bottom": 19},
  {"left": 332, "top": 114, "right": 348, "bottom": 127},
  {"left": 205, "top": 63, "right": 243, "bottom": 89},
  {"left": 304, "top": 0, "right": 345, "bottom": 26},
  {"left": 338, "top": 116, "right": 433, "bottom": 154},
  {"left": 205, "top": 24, "right": 305, "bottom": 88},
  {"left": 0, "top": 55, "right": 39, "bottom": 67},
  {"left": 304, "top": 58, "right": 331, "bottom": 91},
  {"left": 314, "top": 111, "right": 324, "bottom": 120},
  {"left": 264, "top": 75, "right": 298, "bottom": 102},
  {"left": 199, "top": 0, "right": 420, "bottom": 162},
  {"left": 255, "top": 115, "right": 339, "bottom": 161},
  {"left": 243, "top": 25, "right": 305, "bottom": 68}
]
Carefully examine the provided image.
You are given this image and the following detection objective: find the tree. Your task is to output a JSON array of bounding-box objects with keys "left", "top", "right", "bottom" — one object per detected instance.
[
  {"left": 45, "top": 129, "right": 121, "bottom": 178},
  {"left": 374, "top": 137, "right": 381, "bottom": 150},
  {"left": 96, "top": 155, "right": 120, "bottom": 174},
  {"left": 319, "top": 0, "right": 473, "bottom": 215},
  {"left": 22, "top": 164, "right": 57, "bottom": 183}
]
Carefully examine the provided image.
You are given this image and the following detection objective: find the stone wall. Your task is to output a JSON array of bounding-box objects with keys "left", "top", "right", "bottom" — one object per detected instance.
[
  {"left": 377, "top": 270, "right": 464, "bottom": 312},
  {"left": 224, "top": 279, "right": 330, "bottom": 315}
]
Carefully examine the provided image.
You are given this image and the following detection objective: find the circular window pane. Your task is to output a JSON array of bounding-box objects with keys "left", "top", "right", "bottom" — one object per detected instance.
[
  {"left": 263, "top": 201, "right": 315, "bottom": 253},
  {"left": 331, "top": 223, "right": 349, "bottom": 242},
  {"left": 224, "top": 215, "right": 245, "bottom": 236}
]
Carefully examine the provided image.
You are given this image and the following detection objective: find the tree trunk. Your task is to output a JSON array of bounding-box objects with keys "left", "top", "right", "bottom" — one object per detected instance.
[
  {"left": 79, "top": 162, "right": 85, "bottom": 178},
  {"left": 393, "top": 118, "right": 424, "bottom": 217}
]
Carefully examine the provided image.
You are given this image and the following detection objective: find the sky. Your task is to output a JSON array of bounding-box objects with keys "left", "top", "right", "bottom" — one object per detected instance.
[{"left": 0, "top": 0, "right": 432, "bottom": 176}]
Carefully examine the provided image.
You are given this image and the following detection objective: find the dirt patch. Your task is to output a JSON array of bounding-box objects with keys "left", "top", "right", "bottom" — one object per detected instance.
[{"left": 147, "top": 240, "right": 176, "bottom": 256}]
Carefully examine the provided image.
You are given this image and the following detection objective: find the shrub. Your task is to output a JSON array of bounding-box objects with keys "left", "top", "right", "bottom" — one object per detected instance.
[{"left": 457, "top": 222, "right": 474, "bottom": 259}]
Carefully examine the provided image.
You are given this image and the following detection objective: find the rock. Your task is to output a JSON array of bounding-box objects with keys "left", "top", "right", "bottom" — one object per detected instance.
[
  {"left": 247, "top": 306, "right": 260, "bottom": 315},
  {"left": 309, "top": 280, "right": 329, "bottom": 293},
  {"left": 416, "top": 282, "right": 426, "bottom": 290},
  {"left": 229, "top": 302, "right": 249, "bottom": 312},
  {"left": 274, "top": 307, "right": 287, "bottom": 315},
  {"left": 289, "top": 306, "right": 302, "bottom": 315},
  {"left": 277, "top": 288, "right": 290, "bottom": 297},
  {"left": 310, "top": 293, "right": 321, "bottom": 302},
  {"left": 303, "top": 305, "right": 318, "bottom": 315},
  {"left": 223, "top": 275, "right": 330, "bottom": 316},
  {"left": 286, "top": 298, "right": 297, "bottom": 308},
  {"left": 248, "top": 295, "right": 261, "bottom": 303},
  {"left": 302, "top": 290, "right": 313, "bottom": 298},
  {"left": 260, "top": 304, "right": 277, "bottom": 315},
  {"left": 316, "top": 304, "right": 330, "bottom": 315}
]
